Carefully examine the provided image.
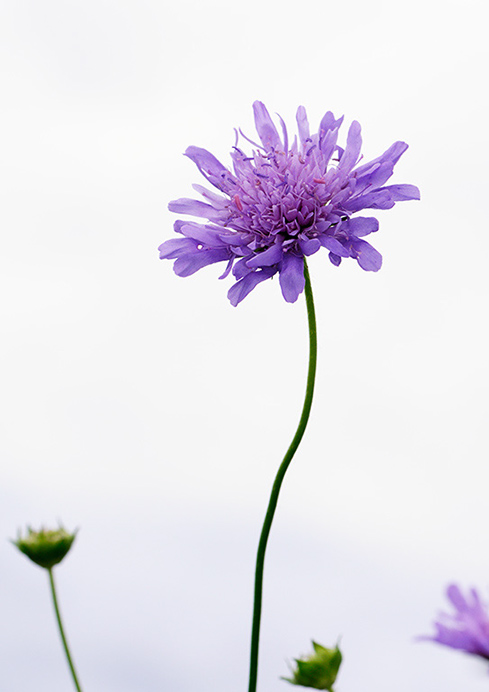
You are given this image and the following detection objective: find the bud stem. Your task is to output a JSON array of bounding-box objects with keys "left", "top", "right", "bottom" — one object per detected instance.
[
  {"left": 248, "top": 258, "right": 318, "bottom": 692},
  {"left": 48, "top": 568, "right": 84, "bottom": 692}
]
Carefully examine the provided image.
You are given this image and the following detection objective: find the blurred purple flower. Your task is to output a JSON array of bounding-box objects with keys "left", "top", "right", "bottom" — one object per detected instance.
[
  {"left": 159, "top": 102, "right": 419, "bottom": 306},
  {"left": 421, "top": 584, "right": 489, "bottom": 661}
]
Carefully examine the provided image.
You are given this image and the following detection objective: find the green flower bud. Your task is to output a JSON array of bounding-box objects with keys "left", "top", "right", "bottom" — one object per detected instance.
[
  {"left": 12, "top": 526, "right": 77, "bottom": 570},
  {"left": 282, "top": 641, "right": 342, "bottom": 691}
]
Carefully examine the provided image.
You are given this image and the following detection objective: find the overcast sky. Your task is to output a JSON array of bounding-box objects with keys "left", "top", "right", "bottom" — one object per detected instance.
[{"left": 1, "top": 1, "right": 489, "bottom": 691}]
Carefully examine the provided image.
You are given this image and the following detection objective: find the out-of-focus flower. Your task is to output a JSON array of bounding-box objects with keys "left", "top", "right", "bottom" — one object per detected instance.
[
  {"left": 420, "top": 584, "right": 489, "bottom": 661},
  {"left": 282, "top": 641, "right": 342, "bottom": 690},
  {"left": 159, "top": 101, "right": 419, "bottom": 306},
  {"left": 12, "top": 526, "right": 77, "bottom": 570}
]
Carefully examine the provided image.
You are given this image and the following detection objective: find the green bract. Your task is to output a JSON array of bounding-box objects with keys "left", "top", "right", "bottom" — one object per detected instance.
[
  {"left": 282, "top": 641, "right": 342, "bottom": 691},
  {"left": 12, "top": 526, "right": 77, "bottom": 570}
]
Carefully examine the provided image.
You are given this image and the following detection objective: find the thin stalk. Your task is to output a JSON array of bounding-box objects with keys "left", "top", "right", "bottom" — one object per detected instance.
[
  {"left": 247, "top": 258, "right": 318, "bottom": 692},
  {"left": 48, "top": 568, "right": 83, "bottom": 692}
]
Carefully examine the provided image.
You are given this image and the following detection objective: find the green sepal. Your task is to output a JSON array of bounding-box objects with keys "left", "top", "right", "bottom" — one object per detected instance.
[
  {"left": 281, "top": 640, "right": 342, "bottom": 690},
  {"left": 12, "top": 526, "right": 77, "bottom": 570}
]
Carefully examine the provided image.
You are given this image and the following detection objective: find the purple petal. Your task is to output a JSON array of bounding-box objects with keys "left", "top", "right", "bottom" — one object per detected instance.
[
  {"left": 319, "top": 236, "right": 350, "bottom": 257},
  {"left": 227, "top": 267, "right": 277, "bottom": 306},
  {"left": 382, "top": 184, "right": 421, "bottom": 201},
  {"left": 345, "top": 216, "right": 379, "bottom": 237},
  {"left": 355, "top": 162, "right": 395, "bottom": 190},
  {"left": 335, "top": 144, "right": 345, "bottom": 159},
  {"left": 431, "top": 624, "right": 480, "bottom": 653},
  {"left": 232, "top": 256, "right": 253, "bottom": 279},
  {"left": 252, "top": 101, "right": 282, "bottom": 150},
  {"left": 173, "top": 219, "right": 189, "bottom": 234},
  {"left": 447, "top": 584, "right": 469, "bottom": 612},
  {"left": 158, "top": 237, "right": 197, "bottom": 260},
  {"left": 354, "top": 141, "right": 409, "bottom": 177},
  {"left": 185, "top": 146, "right": 228, "bottom": 178},
  {"left": 276, "top": 112, "right": 289, "bottom": 152},
  {"left": 383, "top": 141, "right": 409, "bottom": 164},
  {"left": 296, "top": 106, "right": 310, "bottom": 148},
  {"left": 328, "top": 252, "right": 342, "bottom": 267},
  {"left": 246, "top": 243, "right": 283, "bottom": 268},
  {"left": 346, "top": 182, "right": 417, "bottom": 212},
  {"left": 318, "top": 127, "right": 340, "bottom": 166},
  {"left": 319, "top": 111, "right": 344, "bottom": 136},
  {"left": 298, "top": 237, "right": 321, "bottom": 256},
  {"left": 179, "top": 223, "right": 227, "bottom": 248},
  {"left": 279, "top": 253, "right": 305, "bottom": 303},
  {"left": 168, "top": 198, "right": 223, "bottom": 222},
  {"left": 350, "top": 239, "right": 382, "bottom": 271},
  {"left": 338, "top": 120, "right": 362, "bottom": 174},
  {"left": 218, "top": 231, "right": 250, "bottom": 246},
  {"left": 192, "top": 183, "right": 227, "bottom": 205},
  {"left": 218, "top": 257, "right": 235, "bottom": 279},
  {"left": 173, "top": 248, "right": 229, "bottom": 277},
  {"left": 467, "top": 589, "right": 489, "bottom": 622},
  {"left": 343, "top": 188, "right": 396, "bottom": 212}
]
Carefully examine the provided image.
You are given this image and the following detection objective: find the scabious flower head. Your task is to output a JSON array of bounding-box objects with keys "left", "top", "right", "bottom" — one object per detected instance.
[
  {"left": 159, "top": 101, "right": 419, "bottom": 306},
  {"left": 421, "top": 584, "right": 489, "bottom": 662},
  {"left": 282, "top": 641, "right": 342, "bottom": 690},
  {"left": 12, "top": 525, "right": 77, "bottom": 570}
]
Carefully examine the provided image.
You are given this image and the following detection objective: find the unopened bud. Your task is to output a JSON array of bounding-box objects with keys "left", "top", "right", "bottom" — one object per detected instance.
[
  {"left": 282, "top": 641, "right": 342, "bottom": 690},
  {"left": 12, "top": 526, "right": 77, "bottom": 570}
]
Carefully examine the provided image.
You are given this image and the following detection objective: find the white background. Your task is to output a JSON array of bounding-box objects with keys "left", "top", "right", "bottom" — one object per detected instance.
[{"left": 1, "top": 0, "right": 488, "bottom": 690}]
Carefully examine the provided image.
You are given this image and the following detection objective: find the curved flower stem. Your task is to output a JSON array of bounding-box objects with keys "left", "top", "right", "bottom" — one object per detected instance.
[
  {"left": 48, "top": 568, "right": 83, "bottom": 692},
  {"left": 248, "top": 258, "right": 317, "bottom": 692}
]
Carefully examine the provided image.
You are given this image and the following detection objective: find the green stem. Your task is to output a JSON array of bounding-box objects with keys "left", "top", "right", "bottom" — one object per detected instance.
[
  {"left": 247, "top": 258, "right": 318, "bottom": 692},
  {"left": 48, "top": 568, "right": 83, "bottom": 692}
]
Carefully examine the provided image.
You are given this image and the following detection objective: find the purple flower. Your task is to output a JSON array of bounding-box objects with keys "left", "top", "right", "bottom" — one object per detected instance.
[
  {"left": 421, "top": 584, "right": 489, "bottom": 661},
  {"left": 159, "top": 102, "right": 420, "bottom": 306}
]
